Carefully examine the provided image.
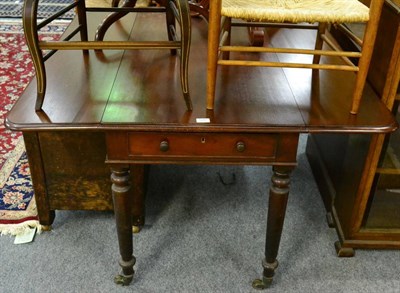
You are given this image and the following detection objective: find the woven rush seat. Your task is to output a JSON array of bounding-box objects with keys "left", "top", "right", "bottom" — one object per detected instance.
[
  {"left": 206, "top": 0, "right": 385, "bottom": 115},
  {"left": 222, "top": 0, "right": 370, "bottom": 23}
]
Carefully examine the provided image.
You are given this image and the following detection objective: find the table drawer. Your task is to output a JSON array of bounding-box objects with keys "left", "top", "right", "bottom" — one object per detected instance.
[{"left": 127, "top": 132, "right": 278, "bottom": 161}]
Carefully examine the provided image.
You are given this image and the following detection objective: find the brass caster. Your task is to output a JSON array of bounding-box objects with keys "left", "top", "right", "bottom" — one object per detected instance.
[
  {"left": 114, "top": 274, "right": 133, "bottom": 286},
  {"left": 252, "top": 277, "right": 273, "bottom": 290},
  {"left": 132, "top": 225, "right": 141, "bottom": 234},
  {"left": 334, "top": 241, "right": 355, "bottom": 257},
  {"left": 41, "top": 225, "right": 52, "bottom": 231}
]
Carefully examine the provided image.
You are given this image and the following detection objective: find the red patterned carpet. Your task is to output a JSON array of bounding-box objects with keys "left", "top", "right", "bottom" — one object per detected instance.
[
  {"left": 0, "top": 0, "right": 75, "bottom": 18},
  {"left": 0, "top": 20, "right": 68, "bottom": 235}
]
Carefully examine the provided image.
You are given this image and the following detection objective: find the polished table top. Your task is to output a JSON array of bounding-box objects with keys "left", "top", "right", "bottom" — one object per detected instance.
[{"left": 6, "top": 13, "right": 397, "bottom": 134}]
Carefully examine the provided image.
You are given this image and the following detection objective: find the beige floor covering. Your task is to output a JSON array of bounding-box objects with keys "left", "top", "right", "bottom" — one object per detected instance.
[
  {"left": 85, "top": 0, "right": 151, "bottom": 7},
  {"left": 86, "top": 0, "right": 113, "bottom": 7}
]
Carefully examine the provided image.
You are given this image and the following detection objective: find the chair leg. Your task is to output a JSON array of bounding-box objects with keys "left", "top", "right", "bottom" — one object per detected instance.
[
  {"left": 221, "top": 16, "right": 231, "bottom": 60},
  {"left": 95, "top": 0, "right": 137, "bottom": 41},
  {"left": 312, "top": 22, "right": 326, "bottom": 65},
  {"left": 23, "top": 0, "right": 46, "bottom": 111},
  {"left": 350, "top": 0, "right": 384, "bottom": 114},
  {"left": 166, "top": 0, "right": 177, "bottom": 55},
  {"left": 350, "top": 54, "right": 369, "bottom": 114},
  {"left": 206, "top": 0, "right": 222, "bottom": 110},
  {"left": 176, "top": 0, "right": 192, "bottom": 111},
  {"left": 75, "top": 0, "right": 88, "bottom": 43},
  {"left": 248, "top": 25, "right": 265, "bottom": 47}
]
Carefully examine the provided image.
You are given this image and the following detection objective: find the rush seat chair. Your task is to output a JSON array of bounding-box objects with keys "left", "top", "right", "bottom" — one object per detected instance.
[
  {"left": 206, "top": 0, "right": 385, "bottom": 114},
  {"left": 22, "top": 0, "right": 192, "bottom": 111}
]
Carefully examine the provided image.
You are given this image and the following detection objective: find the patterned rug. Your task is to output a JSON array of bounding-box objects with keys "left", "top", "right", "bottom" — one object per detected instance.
[
  {"left": 0, "top": 0, "right": 75, "bottom": 19},
  {"left": 0, "top": 19, "right": 68, "bottom": 235}
]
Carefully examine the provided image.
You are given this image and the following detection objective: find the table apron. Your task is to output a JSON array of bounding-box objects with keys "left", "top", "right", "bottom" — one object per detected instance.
[{"left": 106, "top": 131, "right": 299, "bottom": 165}]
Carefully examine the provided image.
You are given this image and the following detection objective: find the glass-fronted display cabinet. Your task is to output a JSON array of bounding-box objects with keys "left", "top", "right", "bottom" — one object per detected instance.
[
  {"left": 366, "top": 101, "right": 400, "bottom": 229},
  {"left": 306, "top": 0, "right": 400, "bottom": 256}
]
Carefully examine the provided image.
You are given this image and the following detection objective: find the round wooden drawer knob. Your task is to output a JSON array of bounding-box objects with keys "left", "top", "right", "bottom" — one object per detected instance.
[
  {"left": 236, "top": 141, "right": 246, "bottom": 152},
  {"left": 160, "top": 140, "right": 169, "bottom": 152}
]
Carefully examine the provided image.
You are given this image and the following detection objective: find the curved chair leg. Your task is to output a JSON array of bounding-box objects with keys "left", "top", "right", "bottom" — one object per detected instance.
[
  {"left": 165, "top": 0, "right": 177, "bottom": 55},
  {"left": 95, "top": 0, "right": 137, "bottom": 41},
  {"left": 189, "top": 0, "right": 209, "bottom": 19},
  {"left": 23, "top": 0, "right": 46, "bottom": 111},
  {"left": 176, "top": 0, "right": 192, "bottom": 111}
]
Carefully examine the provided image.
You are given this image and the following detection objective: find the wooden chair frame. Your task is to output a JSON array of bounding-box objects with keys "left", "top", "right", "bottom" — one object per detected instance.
[
  {"left": 206, "top": 0, "right": 385, "bottom": 114},
  {"left": 23, "top": 0, "right": 192, "bottom": 111}
]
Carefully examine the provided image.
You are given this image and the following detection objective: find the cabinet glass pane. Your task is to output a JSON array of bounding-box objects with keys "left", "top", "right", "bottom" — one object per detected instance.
[{"left": 365, "top": 102, "right": 400, "bottom": 229}]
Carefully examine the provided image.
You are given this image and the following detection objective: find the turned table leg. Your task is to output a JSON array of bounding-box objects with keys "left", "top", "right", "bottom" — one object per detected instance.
[
  {"left": 253, "top": 166, "right": 292, "bottom": 290},
  {"left": 111, "top": 165, "right": 136, "bottom": 285}
]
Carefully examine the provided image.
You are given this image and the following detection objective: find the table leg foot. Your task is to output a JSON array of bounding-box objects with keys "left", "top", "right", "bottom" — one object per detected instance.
[
  {"left": 114, "top": 257, "right": 136, "bottom": 285},
  {"left": 252, "top": 276, "right": 273, "bottom": 290},
  {"left": 114, "top": 274, "right": 134, "bottom": 286},
  {"left": 335, "top": 241, "right": 355, "bottom": 257},
  {"left": 252, "top": 259, "right": 278, "bottom": 289}
]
